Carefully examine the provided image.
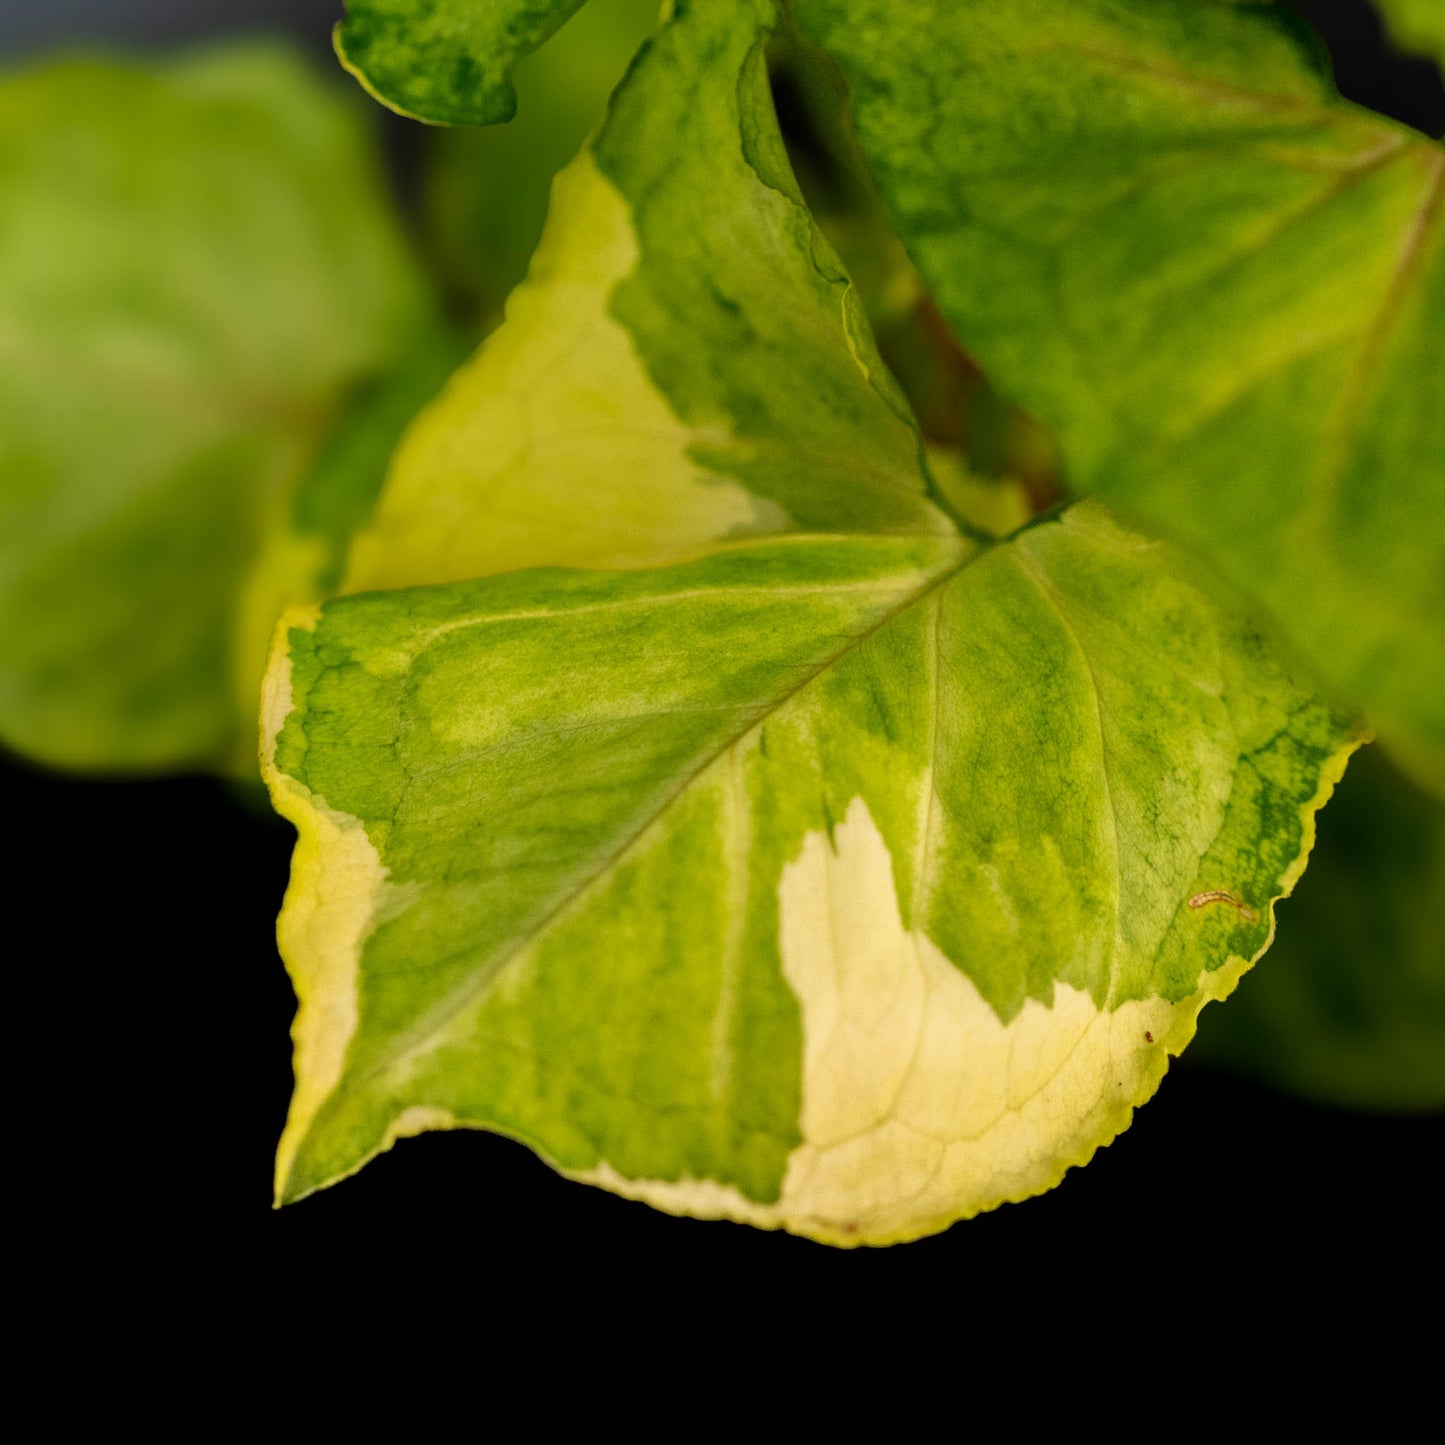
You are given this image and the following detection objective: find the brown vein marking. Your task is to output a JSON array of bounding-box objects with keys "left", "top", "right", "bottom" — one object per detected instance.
[
  {"left": 1345, "top": 146, "right": 1444, "bottom": 425},
  {"left": 1188, "top": 889, "right": 1256, "bottom": 922},
  {"left": 1309, "top": 144, "right": 1444, "bottom": 516},
  {"left": 1021, "top": 42, "right": 1330, "bottom": 116}
]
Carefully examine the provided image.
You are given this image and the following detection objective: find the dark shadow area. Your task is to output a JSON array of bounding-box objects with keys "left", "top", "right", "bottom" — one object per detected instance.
[{"left": 0, "top": 0, "right": 341, "bottom": 61}]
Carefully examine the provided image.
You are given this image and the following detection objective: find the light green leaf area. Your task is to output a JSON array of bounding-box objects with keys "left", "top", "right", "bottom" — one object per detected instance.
[
  {"left": 342, "top": 0, "right": 947, "bottom": 595},
  {"left": 335, "top": 0, "right": 592, "bottom": 127},
  {"left": 926, "top": 448, "right": 1034, "bottom": 541},
  {"left": 1193, "top": 746, "right": 1445, "bottom": 1112},
  {"left": 1376, "top": 0, "right": 1445, "bottom": 72},
  {"left": 266, "top": 504, "right": 1356, "bottom": 1242},
  {"left": 0, "top": 46, "right": 436, "bottom": 772},
  {"left": 796, "top": 0, "right": 1445, "bottom": 791}
]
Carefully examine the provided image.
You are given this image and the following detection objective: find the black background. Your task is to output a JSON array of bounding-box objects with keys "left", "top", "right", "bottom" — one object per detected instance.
[{"left": 5, "top": 2, "right": 1440, "bottom": 1295}]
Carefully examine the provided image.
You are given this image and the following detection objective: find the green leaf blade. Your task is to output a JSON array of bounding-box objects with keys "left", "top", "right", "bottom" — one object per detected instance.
[
  {"left": 335, "top": 0, "right": 591, "bottom": 126},
  {"left": 796, "top": 0, "right": 1445, "bottom": 791},
  {"left": 341, "top": 0, "right": 950, "bottom": 597},
  {"left": 264, "top": 0, "right": 1360, "bottom": 1243},
  {"left": 265, "top": 530, "right": 970, "bottom": 1208},
  {"left": 265, "top": 507, "right": 1358, "bottom": 1240},
  {"left": 417, "top": 0, "right": 662, "bottom": 325}
]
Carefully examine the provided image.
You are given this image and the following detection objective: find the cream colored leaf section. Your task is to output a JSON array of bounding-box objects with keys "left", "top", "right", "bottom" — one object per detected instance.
[
  {"left": 260, "top": 608, "right": 408, "bottom": 1199},
  {"left": 231, "top": 528, "right": 330, "bottom": 771},
  {"left": 576, "top": 797, "right": 1249, "bottom": 1245},
  {"left": 343, "top": 153, "right": 781, "bottom": 593}
]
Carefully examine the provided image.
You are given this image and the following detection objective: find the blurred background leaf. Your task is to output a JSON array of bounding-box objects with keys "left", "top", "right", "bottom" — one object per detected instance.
[
  {"left": 0, "top": 43, "right": 442, "bottom": 771},
  {"left": 1374, "top": 0, "right": 1445, "bottom": 76},
  {"left": 0, "top": 2, "right": 666, "bottom": 776}
]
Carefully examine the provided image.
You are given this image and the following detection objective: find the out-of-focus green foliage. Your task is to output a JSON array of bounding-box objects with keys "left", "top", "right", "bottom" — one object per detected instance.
[
  {"left": 1194, "top": 746, "right": 1445, "bottom": 1112},
  {"left": 1376, "top": 0, "right": 1445, "bottom": 73},
  {"left": 797, "top": 0, "right": 1445, "bottom": 794},
  {"left": 0, "top": 45, "right": 440, "bottom": 771}
]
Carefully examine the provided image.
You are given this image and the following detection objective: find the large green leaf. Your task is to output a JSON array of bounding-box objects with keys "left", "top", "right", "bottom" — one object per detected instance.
[
  {"left": 265, "top": 0, "right": 1358, "bottom": 1243},
  {"left": 795, "top": 0, "right": 1445, "bottom": 791},
  {"left": 0, "top": 45, "right": 437, "bottom": 771},
  {"left": 1376, "top": 0, "right": 1445, "bottom": 71},
  {"left": 1192, "top": 745, "right": 1445, "bottom": 1111},
  {"left": 266, "top": 508, "right": 1356, "bottom": 1241},
  {"left": 335, "top": 0, "right": 599, "bottom": 126}
]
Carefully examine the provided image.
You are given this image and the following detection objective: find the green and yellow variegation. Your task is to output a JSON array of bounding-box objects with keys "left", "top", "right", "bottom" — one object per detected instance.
[
  {"left": 262, "top": 0, "right": 1361, "bottom": 1243},
  {"left": 419, "top": 0, "right": 662, "bottom": 326},
  {"left": 335, "top": 0, "right": 598, "bottom": 126}
]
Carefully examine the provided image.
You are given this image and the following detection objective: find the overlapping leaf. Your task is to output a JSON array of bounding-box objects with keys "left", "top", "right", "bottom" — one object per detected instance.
[
  {"left": 335, "top": 0, "right": 600, "bottom": 126},
  {"left": 419, "top": 0, "right": 661, "bottom": 325},
  {"left": 796, "top": 0, "right": 1445, "bottom": 791},
  {"left": 0, "top": 46, "right": 439, "bottom": 770},
  {"left": 340, "top": 0, "right": 946, "bottom": 593},
  {"left": 265, "top": 0, "right": 1358, "bottom": 1243}
]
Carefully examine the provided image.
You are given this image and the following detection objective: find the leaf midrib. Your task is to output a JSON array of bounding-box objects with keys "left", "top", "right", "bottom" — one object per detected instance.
[{"left": 305, "top": 527, "right": 999, "bottom": 1132}]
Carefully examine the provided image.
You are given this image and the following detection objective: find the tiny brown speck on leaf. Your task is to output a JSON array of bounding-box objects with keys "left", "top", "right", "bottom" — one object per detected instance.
[{"left": 1188, "top": 889, "right": 1255, "bottom": 922}]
